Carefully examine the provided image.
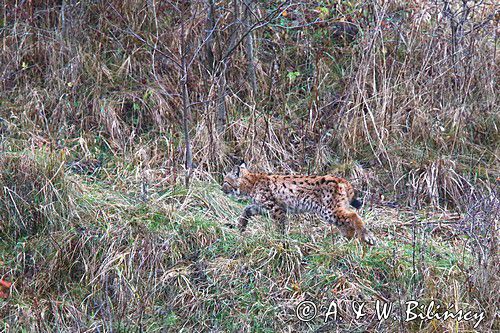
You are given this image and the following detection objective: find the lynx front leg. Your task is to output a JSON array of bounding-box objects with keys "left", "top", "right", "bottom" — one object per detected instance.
[
  {"left": 238, "top": 204, "right": 263, "bottom": 232},
  {"left": 269, "top": 206, "right": 287, "bottom": 234}
]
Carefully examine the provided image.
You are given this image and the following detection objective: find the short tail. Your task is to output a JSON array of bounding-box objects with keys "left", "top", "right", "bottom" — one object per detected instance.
[{"left": 350, "top": 198, "right": 363, "bottom": 209}]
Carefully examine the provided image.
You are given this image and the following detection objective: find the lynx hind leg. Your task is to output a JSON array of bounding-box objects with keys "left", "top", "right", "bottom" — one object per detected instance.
[
  {"left": 334, "top": 208, "right": 376, "bottom": 246},
  {"left": 237, "top": 204, "right": 263, "bottom": 232},
  {"left": 338, "top": 224, "right": 355, "bottom": 240}
]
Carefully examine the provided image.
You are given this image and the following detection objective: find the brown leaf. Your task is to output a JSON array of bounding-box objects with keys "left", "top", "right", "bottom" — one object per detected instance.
[{"left": 0, "top": 279, "right": 12, "bottom": 299}]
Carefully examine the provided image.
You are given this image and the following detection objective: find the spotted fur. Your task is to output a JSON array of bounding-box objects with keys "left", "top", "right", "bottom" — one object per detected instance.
[{"left": 222, "top": 162, "right": 376, "bottom": 246}]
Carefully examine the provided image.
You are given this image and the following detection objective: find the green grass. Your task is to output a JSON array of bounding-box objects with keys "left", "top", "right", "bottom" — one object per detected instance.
[
  {"left": 0, "top": 0, "right": 498, "bottom": 330},
  {"left": 0, "top": 152, "right": 496, "bottom": 332}
]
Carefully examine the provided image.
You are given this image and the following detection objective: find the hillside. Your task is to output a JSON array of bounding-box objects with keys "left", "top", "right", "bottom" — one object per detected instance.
[{"left": 0, "top": 0, "right": 498, "bottom": 332}]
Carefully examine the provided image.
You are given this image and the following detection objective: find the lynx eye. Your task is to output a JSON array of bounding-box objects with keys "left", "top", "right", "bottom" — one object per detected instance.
[{"left": 222, "top": 180, "right": 236, "bottom": 191}]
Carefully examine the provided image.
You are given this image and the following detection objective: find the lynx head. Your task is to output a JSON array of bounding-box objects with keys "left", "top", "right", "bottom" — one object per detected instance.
[{"left": 222, "top": 162, "right": 249, "bottom": 196}]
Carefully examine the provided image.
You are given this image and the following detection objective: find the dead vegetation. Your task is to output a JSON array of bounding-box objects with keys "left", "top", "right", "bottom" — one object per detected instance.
[
  {"left": 0, "top": 149, "right": 496, "bottom": 332},
  {"left": 0, "top": 0, "right": 498, "bottom": 332}
]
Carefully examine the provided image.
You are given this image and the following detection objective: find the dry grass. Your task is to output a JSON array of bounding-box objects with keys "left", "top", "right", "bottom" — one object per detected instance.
[
  {"left": 1, "top": 1, "right": 497, "bottom": 189},
  {"left": 0, "top": 0, "right": 498, "bottom": 332},
  {"left": 0, "top": 150, "right": 76, "bottom": 240},
  {"left": 0, "top": 150, "right": 497, "bottom": 331}
]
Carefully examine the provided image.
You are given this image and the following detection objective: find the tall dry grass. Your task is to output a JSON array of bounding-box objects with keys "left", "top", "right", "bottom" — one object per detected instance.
[
  {"left": 0, "top": 150, "right": 75, "bottom": 240},
  {"left": 0, "top": 2, "right": 498, "bottom": 330},
  {"left": 1, "top": 0, "right": 496, "bottom": 209}
]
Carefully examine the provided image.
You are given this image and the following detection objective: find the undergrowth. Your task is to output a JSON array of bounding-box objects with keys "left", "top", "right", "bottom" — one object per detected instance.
[
  {"left": 0, "top": 0, "right": 498, "bottom": 332},
  {"left": 0, "top": 150, "right": 497, "bottom": 332}
]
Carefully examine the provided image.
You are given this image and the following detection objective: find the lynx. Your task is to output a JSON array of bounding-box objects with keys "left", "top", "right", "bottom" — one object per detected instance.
[{"left": 222, "top": 162, "right": 376, "bottom": 245}]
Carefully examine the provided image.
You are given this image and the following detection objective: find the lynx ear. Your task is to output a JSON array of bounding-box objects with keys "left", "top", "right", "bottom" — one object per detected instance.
[{"left": 237, "top": 161, "right": 249, "bottom": 176}]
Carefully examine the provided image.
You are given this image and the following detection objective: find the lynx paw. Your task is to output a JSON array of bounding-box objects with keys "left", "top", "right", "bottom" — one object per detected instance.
[{"left": 361, "top": 230, "right": 376, "bottom": 246}]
